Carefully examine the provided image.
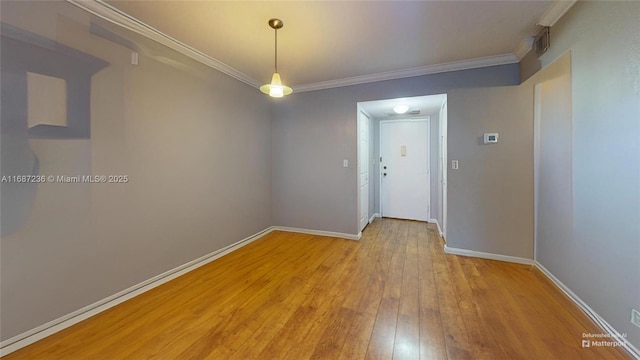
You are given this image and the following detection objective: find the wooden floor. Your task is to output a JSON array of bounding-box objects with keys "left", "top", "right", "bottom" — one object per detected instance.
[{"left": 3, "top": 218, "right": 632, "bottom": 359}]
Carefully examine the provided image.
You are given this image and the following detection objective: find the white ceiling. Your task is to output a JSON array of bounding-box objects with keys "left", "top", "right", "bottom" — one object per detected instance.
[{"left": 106, "top": 0, "right": 552, "bottom": 89}]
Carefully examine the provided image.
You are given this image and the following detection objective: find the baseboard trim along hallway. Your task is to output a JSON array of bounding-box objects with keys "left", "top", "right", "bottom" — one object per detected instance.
[
  {"left": 429, "top": 218, "right": 443, "bottom": 237},
  {"left": 0, "top": 227, "right": 275, "bottom": 356},
  {"left": 442, "top": 244, "right": 639, "bottom": 360},
  {"left": 271, "top": 226, "right": 361, "bottom": 241},
  {"left": 535, "top": 262, "right": 640, "bottom": 359},
  {"left": 443, "top": 245, "right": 535, "bottom": 265},
  {"left": 0, "top": 224, "right": 363, "bottom": 356},
  {"left": 3, "top": 219, "right": 631, "bottom": 359}
]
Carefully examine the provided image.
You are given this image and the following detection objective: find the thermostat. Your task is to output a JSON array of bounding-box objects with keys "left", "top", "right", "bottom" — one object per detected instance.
[{"left": 484, "top": 133, "right": 499, "bottom": 144}]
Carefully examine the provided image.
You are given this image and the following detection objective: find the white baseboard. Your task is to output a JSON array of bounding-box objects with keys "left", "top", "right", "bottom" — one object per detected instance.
[
  {"left": 535, "top": 262, "right": 640, "bottom": 359},
  {"left": 6, "top": 227, "right": 635, "bottom": 359},
  {"left": 443, "top": 245, "right": 534, "bottom": 265},
  {"left": 429, "top": 218, "right": 443, "bottom": 237},
  {"left": 0, "top": 227, "right": 276, "bottom": 357},
  {"left": 0, "top": 224, "right": 361, "bottom": 356},
  {"left": 441, "top": 247, "right": 638, "bottom": 358},
  {"left": 369, "top": 213, "right": 380, "bottom": 224},
  {"left": 272, "top": 226, "right": 361, "bottom": 241}
]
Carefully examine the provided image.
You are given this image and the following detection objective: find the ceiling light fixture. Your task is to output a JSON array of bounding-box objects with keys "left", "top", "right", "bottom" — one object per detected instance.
[
  {"left": 260, "top": 18, "right": 292, "bottom": 98},
  {"left": 393, "top": 104, "right": 409, "bottom": 114}
]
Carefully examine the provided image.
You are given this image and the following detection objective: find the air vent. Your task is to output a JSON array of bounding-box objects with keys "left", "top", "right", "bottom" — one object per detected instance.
[
  {"left": 386, "top": 110, "right": 421, "bottom": 117},
  {"left": 534, "top": 27, "right": 550, "bottom": 56}
]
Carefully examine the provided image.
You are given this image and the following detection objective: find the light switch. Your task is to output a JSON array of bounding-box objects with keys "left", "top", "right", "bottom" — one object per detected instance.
[
  {"left": 343, "top": 159, "right": 348, "bottom": 167},
  {"left": 452, "top": 160, "right": 459, "bottom": 170},
  {"left": 401, "top": 145, "right": 406, "bottom": 157}
]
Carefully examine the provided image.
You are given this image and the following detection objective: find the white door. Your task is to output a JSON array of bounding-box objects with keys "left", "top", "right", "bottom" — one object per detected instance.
[
  {"left": 358, "top": 112, "right": 370, "bottom": 231},
  {"left": 380, "top": 119, "right": 430, "bottom": 221}
]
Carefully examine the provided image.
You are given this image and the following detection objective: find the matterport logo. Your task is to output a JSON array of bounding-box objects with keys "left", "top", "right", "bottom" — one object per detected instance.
[{"left": 581, "top": 332, "right": 626, "bottom": 348}]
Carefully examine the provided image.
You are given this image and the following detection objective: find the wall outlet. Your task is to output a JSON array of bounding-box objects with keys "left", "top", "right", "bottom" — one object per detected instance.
[{"left": 632, "top": 308, "right": 640, "bottom": 329}]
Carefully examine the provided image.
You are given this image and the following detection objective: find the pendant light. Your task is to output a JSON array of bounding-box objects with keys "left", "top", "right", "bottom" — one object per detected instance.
[{"left": 260, "top": 18, "right": 292, "bottom": 97}]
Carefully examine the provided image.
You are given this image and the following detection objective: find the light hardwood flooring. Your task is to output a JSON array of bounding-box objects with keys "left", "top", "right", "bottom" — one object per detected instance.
[{"left": 2, "top": 218, "right": 633, "bottom": 359}]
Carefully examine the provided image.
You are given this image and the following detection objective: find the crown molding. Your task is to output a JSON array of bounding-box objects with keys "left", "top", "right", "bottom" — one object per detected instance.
[
  {"left": 293, "top": 54, "right": 518, "bottom": 93},
  {"left": 65, "top": 0, "right": 261, "bottom": 88},
  {"left": 537, "top": 0, "right": 578, "bottom": 27},
  {"left": 514, "top": 37, "right": 534, "bottom": 60},
  {"left": 65, "top": 0, "right": 531, "bottom": 94}
]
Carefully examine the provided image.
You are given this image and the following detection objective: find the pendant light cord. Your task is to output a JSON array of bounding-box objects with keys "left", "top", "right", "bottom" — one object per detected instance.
[{"left": 274, "top": 28, "right": 278, "bottom": 73}]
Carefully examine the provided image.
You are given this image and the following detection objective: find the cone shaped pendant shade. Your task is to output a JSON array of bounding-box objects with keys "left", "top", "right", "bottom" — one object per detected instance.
[
  {"left": 261, "top": 19, "right": 292, "bottom": 97},
  {"left": 260, "top": 73, "right": 292, "bottom": 97}
]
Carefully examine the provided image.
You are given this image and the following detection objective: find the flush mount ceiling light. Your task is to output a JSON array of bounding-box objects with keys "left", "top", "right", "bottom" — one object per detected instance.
[
  {"left": 393, "top": 104, "right": 409, "bottom": 114},
  {"left": 260, "top": 18, "right": 292, "bottom": 98}
]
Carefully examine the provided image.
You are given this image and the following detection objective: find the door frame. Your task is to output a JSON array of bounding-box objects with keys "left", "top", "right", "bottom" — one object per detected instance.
[
  {"left": 356, "top": 105, "right": 373, "bottom": 238},
  {"left": 439, "top": 99, "right": 448, "bottom": 240},
  {"left": 357, "top": 109, "right": 371, "bottom": 233},
  {"left": 533, "top": 84, "right": 541, "bottom": 261},
  {"left": 379, "top": 117, "right": 431, "bottom": 221}
]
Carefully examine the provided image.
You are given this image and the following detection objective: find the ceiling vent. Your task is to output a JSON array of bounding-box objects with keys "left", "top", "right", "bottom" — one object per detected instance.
[
  {"left": 387, "top": 110, "right": 421, "bottom": 117},
  {"left": 534, "top": 27, "right": 550, "bottom": 56}
]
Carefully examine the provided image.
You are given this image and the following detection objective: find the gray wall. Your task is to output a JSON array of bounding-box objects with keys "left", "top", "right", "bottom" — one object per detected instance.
[
  {"left": 9, "top": 0, "right": 636, "bottom": 351},
  {"left": 1, "top": 2, "right": 272, "bottom": 341},
  {"left": 271, "top": 90, "right": 358, "bottom": 234},
  {"left": 519, "top": 48, "right": 541, "bottom": 83},
  {"left": 272, "top": 65, "right": 520, "bottom": 235},
  {"left": 446, "top": 85, "right": 534, "bottom": 257},
  {"left": 531, "top": 54, "right": 573, "bottom": 284},
  {"left": 534, "top": 1, "right": 640, "bottom": 349}
]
